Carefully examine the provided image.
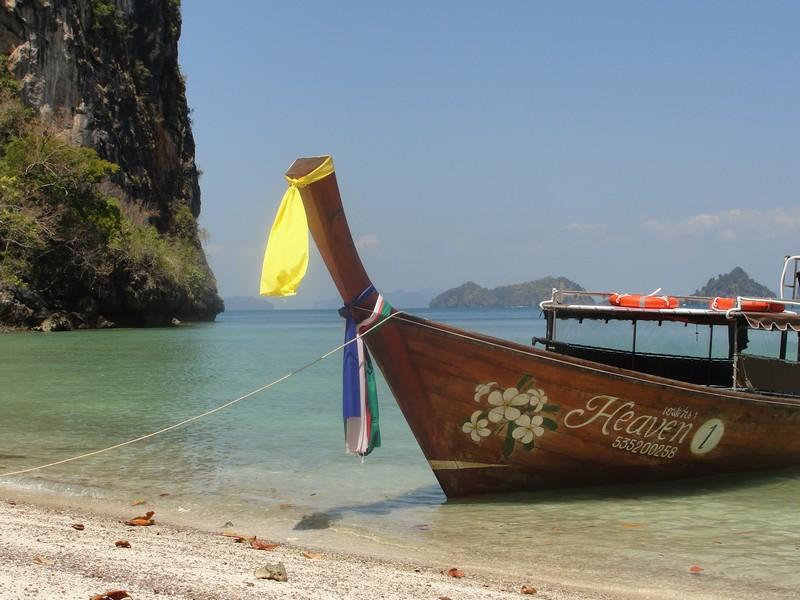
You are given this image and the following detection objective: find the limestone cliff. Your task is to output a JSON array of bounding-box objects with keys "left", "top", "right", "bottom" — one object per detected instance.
[{"left": 0, "top": 0, "right": 223, "bottom": 328}]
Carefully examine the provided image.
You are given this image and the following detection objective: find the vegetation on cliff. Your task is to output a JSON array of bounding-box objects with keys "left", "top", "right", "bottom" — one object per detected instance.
[
  {"left": 0, "top": 58, "right": 219, "bottom": 329},
  {"left": 430, "top": 277, "right": 585, "bottom": 308},
  {"left": 692, "top": 267, "right": 775, "bottom": 299}
]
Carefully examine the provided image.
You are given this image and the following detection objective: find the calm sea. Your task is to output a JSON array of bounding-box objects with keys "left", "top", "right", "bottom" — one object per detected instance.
[{"left": 1, "top": 308, "right": 798, "bottom": 598}]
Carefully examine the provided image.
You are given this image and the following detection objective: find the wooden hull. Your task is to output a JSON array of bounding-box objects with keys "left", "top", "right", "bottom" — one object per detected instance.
[
  {"left": 285, "top": 156, "right": 800, "bottom": 498},
  {"left": 365, "top": 313, "right": 800, "bottom": 497}
]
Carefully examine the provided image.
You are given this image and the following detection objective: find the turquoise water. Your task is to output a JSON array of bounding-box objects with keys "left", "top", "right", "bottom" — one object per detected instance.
[{"left": 1, "top": 308, "right": 799, "bottom": 597}]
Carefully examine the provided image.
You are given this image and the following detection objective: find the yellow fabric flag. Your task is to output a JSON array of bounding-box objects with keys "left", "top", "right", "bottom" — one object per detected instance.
[{"left": 260, "top": 156, "right": 334, "bottom": 296}]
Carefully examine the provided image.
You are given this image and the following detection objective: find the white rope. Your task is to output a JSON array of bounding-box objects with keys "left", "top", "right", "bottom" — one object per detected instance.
[{"left": 0, "top": 311, "right": 403, "bottom": 479}]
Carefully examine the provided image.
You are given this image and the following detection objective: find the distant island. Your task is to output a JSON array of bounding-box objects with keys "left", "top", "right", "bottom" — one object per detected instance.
[
  {"left": 223, "top": 296, "right": 275, "bottom": 311},
  {"left": 692, "top": 267, "right": 775, "bottom": 298},
  {"left": 430, "top": 277, "right": 584, "bottom": 308}
]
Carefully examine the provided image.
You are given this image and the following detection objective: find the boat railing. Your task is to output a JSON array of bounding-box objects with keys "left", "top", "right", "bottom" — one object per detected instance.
[
  {"left": 540, "top": 289, "right": 716, "bottom": 309},
  {"left": 780, "top": 255, "right": 800, "bottom": 300},
  {"left": 724, "top": 296, "right": 800, "bottom": 319},
  {"left": 542, "top": 288, "right": 800, "bottom": 315}
]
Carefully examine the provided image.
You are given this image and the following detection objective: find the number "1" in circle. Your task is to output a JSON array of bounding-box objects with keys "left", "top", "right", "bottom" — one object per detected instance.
[{"left": 690, "top": 418, "right": 725, "bottom": 455}]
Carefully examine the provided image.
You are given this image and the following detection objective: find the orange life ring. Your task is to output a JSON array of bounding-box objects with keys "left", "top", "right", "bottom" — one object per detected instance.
[
  {"left": 709, "top": 297, "right": 785, "bottom": 313},
  {"left": 608, "top": 293, "right": 679, "bottom": 309}
]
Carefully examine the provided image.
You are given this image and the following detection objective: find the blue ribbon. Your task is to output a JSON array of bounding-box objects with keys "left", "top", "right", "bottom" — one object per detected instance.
[{"left": 339, "top": 285, "right": 376, "bottom": 444}]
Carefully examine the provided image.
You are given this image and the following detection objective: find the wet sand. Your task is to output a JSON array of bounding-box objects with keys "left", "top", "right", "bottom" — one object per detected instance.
[{"left": 0, "top": 495, "right": 624, "bottom": 600}]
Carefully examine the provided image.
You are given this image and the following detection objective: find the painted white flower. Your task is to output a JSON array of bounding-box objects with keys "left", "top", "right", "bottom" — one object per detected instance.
[
  {"left": 512, "top": 414, "right": 545, "bottom": 444},
  {"left": 474, "top": 382, "right": 497, "bottom": 402},
  {"left": 462, "top": 410, "right": 491, "bottom": 441},
  {"left": 487, "top": 387, "right": 529, "bottom": 423},
  {"left": 527, "top": 388, "right": 548, "bottom": 412}
]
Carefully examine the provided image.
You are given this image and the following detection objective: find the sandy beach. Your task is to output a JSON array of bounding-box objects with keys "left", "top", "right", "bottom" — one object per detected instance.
[{"left": 0, "top": 494, "right": 629, "bottom": 600}]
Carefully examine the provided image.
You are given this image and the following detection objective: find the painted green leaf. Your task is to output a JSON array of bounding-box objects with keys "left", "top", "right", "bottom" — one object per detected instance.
[
  {"left": 542, "top": 417, "right": 558, "bottom": 431},
  {"left": 542, "top": 403, "right": 560, "bottom": 413},
  {"left": 523, "top": 441, "right": 535, "bottom": 452},
  {"left": 502, "top": 423, "right": 516, "bottom": 458},
  {"left": 516, "top": 374, "right": 533, "bottom": 389}
]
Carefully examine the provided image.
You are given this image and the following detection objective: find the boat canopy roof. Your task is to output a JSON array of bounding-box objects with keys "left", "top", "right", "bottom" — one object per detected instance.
[{"left": 540, "top": 290, "right": 800, "bottom": 332}]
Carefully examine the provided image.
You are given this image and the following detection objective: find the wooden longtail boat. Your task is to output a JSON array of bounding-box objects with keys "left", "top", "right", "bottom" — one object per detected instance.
[{"left": 288, "top": 156, "right": 800, "bottom": 498}]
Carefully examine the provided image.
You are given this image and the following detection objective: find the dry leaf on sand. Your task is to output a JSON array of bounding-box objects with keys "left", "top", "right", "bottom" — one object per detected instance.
[
  {"left": 32, "top": 555, "right": 50, "bottom": 565},
  {"left": 71, "top": 523, "right": 85, "bottom": 531},
  {"left": 250, "top": 536, "right": 279, "bottom": 551},
  {"left": 521, "top": 585, "right": 538, "bottom": 595},
  {"left": 219, "top": 531, "right": 249, "bottom": 540},
  {"left": 125, "top": 510, "right": 155, "bottom": 526},
  {"left": 115, "top": 540, "right": 131, "bottom": 548},
  {"left": 302, "top": 550, "right": 322, "bottom": 559},
  {"left": 130, "top": 498, "right": 146, "bottom": 506},
  {"left": 446, "top": 567, "right": 465, "bottom": 578},
  {"left": 688, "top": 565, "right": 704, "bottom": 574},
  {"left": 89, "top": 591, "right": 130, "bottom": 600}
]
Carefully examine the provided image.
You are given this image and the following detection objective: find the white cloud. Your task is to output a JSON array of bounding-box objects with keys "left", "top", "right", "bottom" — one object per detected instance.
[
  {"left": 643, "top": 208, "right": 800, "bottom": 241},
  {"left": 565, "top": 222, "right": 605, "bottom": 235},
  {"left": 355, "top": 233, "right": 380, "bottom": 250}
]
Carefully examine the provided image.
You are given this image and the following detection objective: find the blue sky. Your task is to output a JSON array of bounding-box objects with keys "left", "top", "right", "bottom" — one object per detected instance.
[{"left": 179, "top": 2, "right": 799, "bottom": 306}]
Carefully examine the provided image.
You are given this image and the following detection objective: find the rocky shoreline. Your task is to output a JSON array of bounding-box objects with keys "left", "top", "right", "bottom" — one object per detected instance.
[{"left": 0, "top": 283, "right": 220, "bottom": 331}]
